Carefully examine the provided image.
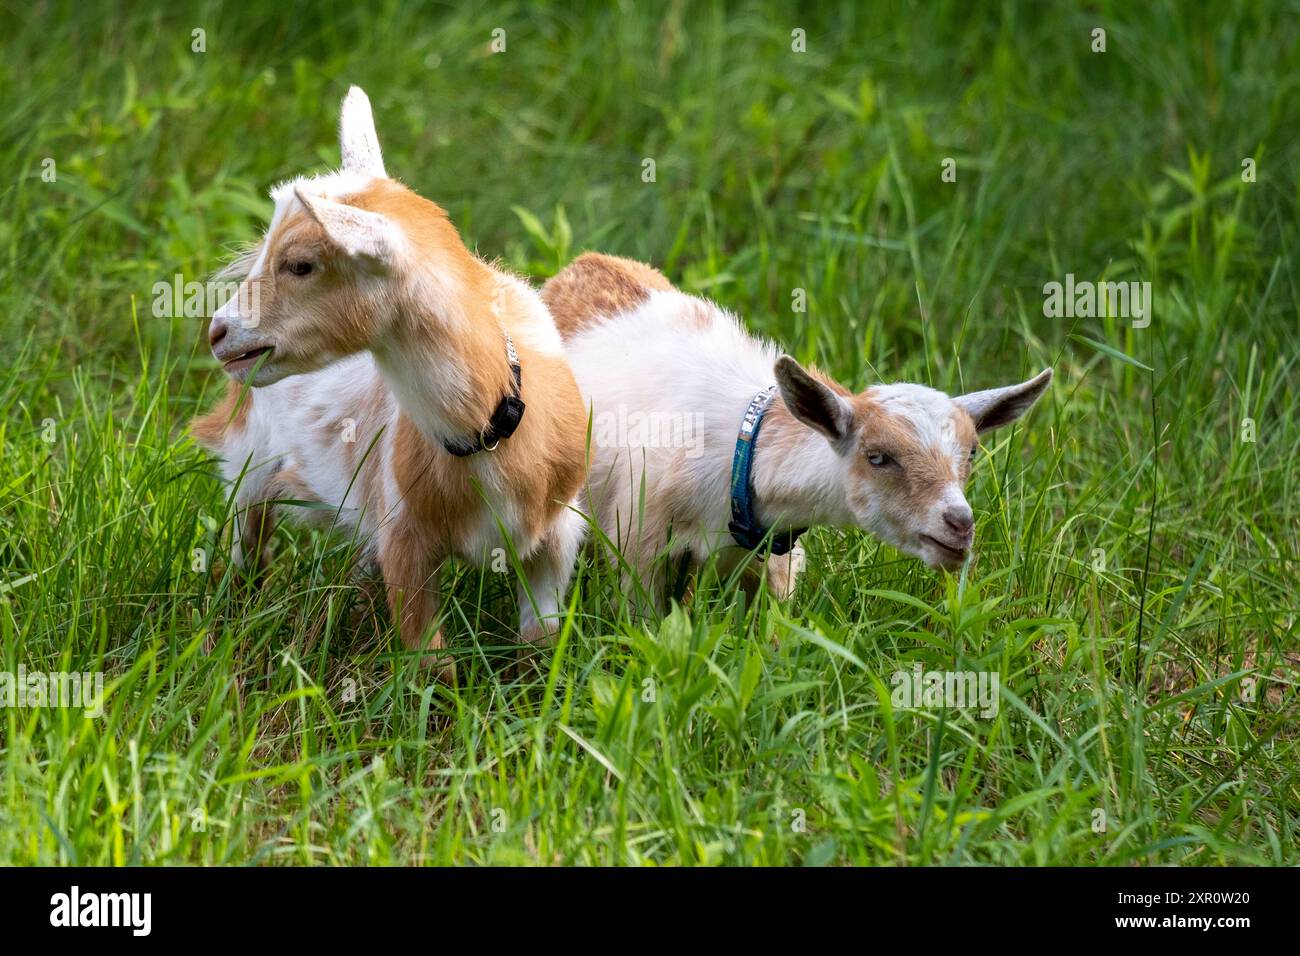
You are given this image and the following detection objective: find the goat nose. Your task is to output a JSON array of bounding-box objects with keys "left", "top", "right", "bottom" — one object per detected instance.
[
  {"left": 209, "top": 319, "right": 228, "bottom": 349},
  {"left": 944, "top": 506, "right": 974, "bottom": 537}
]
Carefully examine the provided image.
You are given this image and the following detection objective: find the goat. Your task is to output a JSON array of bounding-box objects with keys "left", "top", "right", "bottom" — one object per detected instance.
[
  {"left": 190, "top": 88, "right": 588, "bottom": 678},
  {"left": 543, "top": 253, "right": 1051, "bottom": 608}
]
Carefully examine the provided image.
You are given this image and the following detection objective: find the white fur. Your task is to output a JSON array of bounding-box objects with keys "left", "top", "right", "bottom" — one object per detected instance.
[
  {"left": 339, "top": 86, "right": 387, "bottom": 177},
  {"left": 563, "top": 290, "right": 852, "bottom": 594},
  {"left": 562, "top": 285, "right": 1050, "bottom": 598},
  {"left": 212, "top": 356, "right": 383, "bottom": 566},
  {"left": 295, "top": 188, "right": 404, "bottom": 260},
  {"left": 871, "top": 383, "right": 960, "bottom": 451}
]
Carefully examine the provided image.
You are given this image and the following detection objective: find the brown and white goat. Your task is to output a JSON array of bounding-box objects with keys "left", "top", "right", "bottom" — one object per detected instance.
[
  {"left": 544, "top": 253, "right": 1052, "bottom": 607},
  {"left": 191, "top": 88, "right": 588, "bottom": 675}
]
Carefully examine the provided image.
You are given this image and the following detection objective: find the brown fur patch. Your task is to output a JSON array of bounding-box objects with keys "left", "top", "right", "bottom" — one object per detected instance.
[
  {"left": 189, "top": 380, "right": 252, "bottom": 450},
  {"left": 952, "top": 408, "right": 979, "bottom": 464},
  {"left": 239, "top": 501, "right": 276, "bottom": 574},
  {"left": 850, "top": 396, "right": 976, "bottom": 515},
  {"left": 260, "top": 209, "right": 395, "bottom": 368},
  {"left": 760, "top": 366, "right": 853, "bottom": 459},
  {"left": 269, "top": 464, "right": 313, "bottom": 502},
  {"left": 542, "top": 252, "right": 674, "bottom": 340},
  {"left": 384, "top": 348, "right": 587, "bottom": 555}
]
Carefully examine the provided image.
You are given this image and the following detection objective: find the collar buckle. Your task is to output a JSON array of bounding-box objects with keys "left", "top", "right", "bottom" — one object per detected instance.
[{"left": 441, "top": 330, "right": 524, "bottom": 457}]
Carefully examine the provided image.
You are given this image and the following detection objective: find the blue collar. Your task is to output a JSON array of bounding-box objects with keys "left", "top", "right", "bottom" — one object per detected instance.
[{"left": 728, "top": 385, "right": 806, "bottom": 555}]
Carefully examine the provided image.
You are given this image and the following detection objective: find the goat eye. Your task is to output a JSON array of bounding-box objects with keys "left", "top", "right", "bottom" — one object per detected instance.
[
  {"left": 866, "top": 451, "right": 894, "bottom": 468},
  {"left": 284, "top": 260, "right": 313, "bottom": 276}
]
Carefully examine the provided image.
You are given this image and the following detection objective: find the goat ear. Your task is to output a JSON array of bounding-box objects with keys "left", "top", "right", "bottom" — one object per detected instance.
[
  {"left": 295, "top": 188, "right": 400, "bottom": 263},
  {"left": 775, "top": 356, "right": 855, "bottom": 445},
  {"left": 339, "top": 86, "right": 386, "bottom": 177},
  {"left": 953, "top": 368, "right": 1053, "bottom": 433}
]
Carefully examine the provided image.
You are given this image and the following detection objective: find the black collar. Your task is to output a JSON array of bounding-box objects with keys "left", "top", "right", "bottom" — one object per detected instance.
[
  {"left": 727, "top": 385, "right": 806, "bottom": 555},
  {"left": 441, "top": 331, "right": 526, "bottom": 457}
]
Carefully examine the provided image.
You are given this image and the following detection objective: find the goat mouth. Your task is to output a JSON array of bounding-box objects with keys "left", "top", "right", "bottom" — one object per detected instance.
[
  {"left": 223, "top": 346, "right": 274, "bottom": 373},
  {"left": 920, "top": 534, "right": 969, "bottom": 561}
]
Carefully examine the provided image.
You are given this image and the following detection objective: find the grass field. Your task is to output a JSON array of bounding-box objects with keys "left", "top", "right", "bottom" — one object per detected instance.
[{"left": 1, "top": 0, "right": 1297, "bottom": 865}]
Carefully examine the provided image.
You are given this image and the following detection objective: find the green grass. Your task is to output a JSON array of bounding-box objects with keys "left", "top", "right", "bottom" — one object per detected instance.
[{"left": 1, "top": 0, "right": 1297, "bottom": 865}]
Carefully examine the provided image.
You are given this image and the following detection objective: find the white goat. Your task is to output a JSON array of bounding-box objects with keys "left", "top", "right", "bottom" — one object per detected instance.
[
  {"left": 191, "top": 88, "right": 589, "bottom": 677},
  {"left": 543, "top": 253, "right": 1052, "bottom": 606}
]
